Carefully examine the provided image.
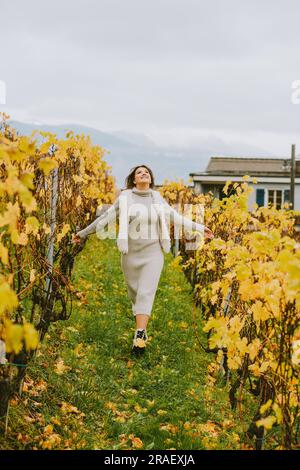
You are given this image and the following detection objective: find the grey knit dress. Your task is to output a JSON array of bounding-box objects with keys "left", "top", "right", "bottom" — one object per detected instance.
[
  {"left": 121, "top": 187, "right": 164, "bottom": 316},
  {"left": 76, "top": 187, "right": 164, "bottom": 317},
  {"left": 76, "top": 186, "right": 205, "bottom": 317}
]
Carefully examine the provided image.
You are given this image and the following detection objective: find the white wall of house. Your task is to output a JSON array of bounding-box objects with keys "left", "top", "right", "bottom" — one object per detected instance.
[{"left": 193, "top": 178, "right": 300, "bottom": 211}]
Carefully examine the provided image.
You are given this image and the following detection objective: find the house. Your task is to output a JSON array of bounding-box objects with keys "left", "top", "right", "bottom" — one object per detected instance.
[{"left": 189, "top": 157, "right": 300, "bottom": 211}]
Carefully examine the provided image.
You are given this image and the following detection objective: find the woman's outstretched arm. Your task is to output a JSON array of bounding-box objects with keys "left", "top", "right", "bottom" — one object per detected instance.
[
  {"left": 157, "top": 192, "right": 214, "bottom": 238},
  {"left": 76, "top": 196, "right": 120, "bottom": 239}
]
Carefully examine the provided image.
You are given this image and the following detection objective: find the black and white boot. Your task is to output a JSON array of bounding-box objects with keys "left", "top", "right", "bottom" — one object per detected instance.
[{"left": 132, "top": 328, "right": 148, "bottom": 352}]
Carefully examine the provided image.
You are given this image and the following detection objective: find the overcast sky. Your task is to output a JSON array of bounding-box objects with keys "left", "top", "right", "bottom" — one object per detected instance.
[{"left": 1, "top": 0, "right": 300, "bottom": 155}]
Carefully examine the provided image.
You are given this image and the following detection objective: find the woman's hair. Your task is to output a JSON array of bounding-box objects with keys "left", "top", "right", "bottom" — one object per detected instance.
[{"left": 125, "top": 164, "right": 155, "bottom": 189}]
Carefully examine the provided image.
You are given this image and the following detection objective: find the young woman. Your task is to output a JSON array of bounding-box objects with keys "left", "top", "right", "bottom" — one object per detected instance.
[{"left": 72, "top": 165, "right": 214, "bottom": 353}]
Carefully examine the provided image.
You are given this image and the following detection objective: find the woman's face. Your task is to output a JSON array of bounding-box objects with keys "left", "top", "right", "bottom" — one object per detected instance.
[{"left": 133, "top": 167, "right": 151, "bottom": 186}]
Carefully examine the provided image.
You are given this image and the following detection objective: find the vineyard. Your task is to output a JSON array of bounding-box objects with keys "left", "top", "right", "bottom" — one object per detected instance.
[
  {"left": 0, "top": 113, "right": 116, "bottom": 426},
  {"left": 0, "top": 114, "right": 299, "bottom": 450},
  {"left": 161, "top": 180, "right": 300, "bottom": 449}
]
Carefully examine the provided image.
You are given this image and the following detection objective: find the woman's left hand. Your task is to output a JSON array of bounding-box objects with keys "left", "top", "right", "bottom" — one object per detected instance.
[
  {"left": 204, "top": 226, "right": 214, "bottom": 240},
  {"left": 71, "top": 233, "right": 83, "bottom": 245}
]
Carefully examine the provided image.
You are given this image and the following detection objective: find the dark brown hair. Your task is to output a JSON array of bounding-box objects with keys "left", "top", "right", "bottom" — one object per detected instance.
[{"left": 125, "top": 164, "right": 155, "bottom": 189}]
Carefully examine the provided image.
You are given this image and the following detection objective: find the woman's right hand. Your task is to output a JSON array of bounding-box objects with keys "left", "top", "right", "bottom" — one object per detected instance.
[{"left": 71, "top": 234, "right": 82, "bottom": 245}]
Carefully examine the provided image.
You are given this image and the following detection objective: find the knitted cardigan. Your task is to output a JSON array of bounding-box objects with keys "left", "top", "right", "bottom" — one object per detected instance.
[{"left": 116, "top": 188, "right": 171, "bottom": 254}]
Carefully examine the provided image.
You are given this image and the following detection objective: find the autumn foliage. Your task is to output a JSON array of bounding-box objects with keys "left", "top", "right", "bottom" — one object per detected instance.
[
  {"left": 1, "top": 120, "right": 299, "bottom": 449},
  {"left": 160, "top": 178, "right": 300, "bottom": 449},
  {"left": 0, "top": 113, "right": 116, "bottom": 421}
]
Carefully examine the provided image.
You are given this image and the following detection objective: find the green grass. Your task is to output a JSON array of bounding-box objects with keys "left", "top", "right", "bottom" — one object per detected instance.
[{"left": 0, "top": 235, "right": 257, "bottom": 450}]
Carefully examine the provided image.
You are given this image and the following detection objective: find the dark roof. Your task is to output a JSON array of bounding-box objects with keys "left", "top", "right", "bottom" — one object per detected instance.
[{"left": 190, "top": 157, "right": 300, "bottom": 177}]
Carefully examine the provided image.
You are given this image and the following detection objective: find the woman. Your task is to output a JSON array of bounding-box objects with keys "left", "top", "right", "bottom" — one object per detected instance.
[{"left": 72, "top": 165, "right": 214, "bottom": 353}]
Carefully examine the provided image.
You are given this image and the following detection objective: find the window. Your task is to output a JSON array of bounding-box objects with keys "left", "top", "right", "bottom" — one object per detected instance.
[
  {"left": 268, "top": 189, "right": 283, "bottom": 209},
  {"left": 256, "top": 189, "right": 265, "bottom": 207}
]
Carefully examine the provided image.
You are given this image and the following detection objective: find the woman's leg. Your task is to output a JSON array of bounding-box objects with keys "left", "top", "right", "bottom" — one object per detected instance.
[
  {"left": 133, "top": 247, "right": 164, "bottom": 327},
  {"left": 135, "top": 313, "right": 150, "bottom": 330}
]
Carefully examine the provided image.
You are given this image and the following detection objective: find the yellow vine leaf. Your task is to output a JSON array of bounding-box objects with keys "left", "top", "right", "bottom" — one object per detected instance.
[
  {"left": 0, "top": 243, "right": 8, "bottom": 265},
  {"left": 235, "top": 265, "right": 251, "bottom": 281},
  {"left": 57, "top": 224, "right": 70, "bottom": 243},
  {"left": 3, "top": 321, "right": 23, "bottom": 354},
  {"left": 76, "top": 195, "right": 82, "bottom": 207},
  {"left": 38, "top": 158, "right": 58, "bottom": 176},
  {"left": 20, "top": 172, "right": 35, "bottom": 189},
  {"left": 25, "top": 216, "right": 40, "bottom": 235},
  {"left": 203, "top": 316, "right": 226, "bottom": 333},
  {"left": 19, "top": 187, "right": 37, "bottom": 213},
  {"left": 247, "top": 338, "right": 261, "bottom": 360},
  {"left": 169, "top": 255, "right": 183, "bottom": 272},
  {"left": 210, "top": 238, "right": 227, "bottom": 251},
  {"left": 251, "top": 300, "right": 271, "bottom": 322},
  {"left": 227, "top": 355, "right": 242, "bottom": 370},
  {"left": 42, "top": 223, "right": 51, "bottom": 234},
  {"left": 238, "top": 279, "right": 254, "bottom": 301},
  {"left": 18, "top": 137, "right": 36, "bottom": 156},
  {"left": 23, "top": 322, "right": 39, "bottom": 350},
  {"left": 0, "top": 282, "right": 18, "bottom": 315},
  {"left": 0, "top": 201, "right": 20, "bottom": 231},
  {"left": 11, "top": 229, "right": 28, "bottom": 245},
  {"left": 248, "top": 361, "right": 270, "bottom": 377},
  {"left": 260, "top": 399, "right": 272, "bottom": 415},
  {"left": 235, "top": 337, "right": 248, "bottom": 355},
  {"left": 256, "top": 415, "right": 276, "bottom": 430},
  {"left": 222, "top": 180, "right": 232, "bottom": 195},
  {"left": 72, "top": 175, "right": 85, "bottom": 184},
  {"left": 229, "top": 316, "right": 244, "bottom": 333}
]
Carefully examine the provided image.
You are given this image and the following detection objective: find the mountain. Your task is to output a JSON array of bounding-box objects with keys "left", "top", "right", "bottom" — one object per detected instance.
[
  {"left": 7, "top": 120, "right": 273, "bottom": 189},
  {"left": 110, "top": 130, "right": 157, "bottom": 149}
]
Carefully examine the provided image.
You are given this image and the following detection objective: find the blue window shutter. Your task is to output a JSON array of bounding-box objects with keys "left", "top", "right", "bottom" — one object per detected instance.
[
  {"left": 284, "top": 189, "right": 290, "bottom": 202},
  {"left": 256, "top": 189, "right": 265, "bottom": 207}
]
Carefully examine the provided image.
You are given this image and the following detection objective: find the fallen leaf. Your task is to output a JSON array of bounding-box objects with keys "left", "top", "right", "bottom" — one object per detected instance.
[
  {"left": 54, "top": 359, "right": 71, "bottom": 375},
  {"left": 59, "top": 401, "right": 83, "bottom": 415},
  {"left": 129, "top": 434, "right": 143, "bottom": 449}
]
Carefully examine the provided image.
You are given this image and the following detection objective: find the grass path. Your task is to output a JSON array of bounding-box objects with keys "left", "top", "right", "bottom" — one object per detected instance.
[{"left": 1, "top": 236, "right": 249, "bottom": 450}]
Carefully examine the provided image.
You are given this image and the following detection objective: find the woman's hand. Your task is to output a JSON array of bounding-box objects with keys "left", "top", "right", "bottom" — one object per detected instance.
[
  {"left": 71, "top": 234, "right": 82, "bottom": 245},
  {"left": 204, "top": 226, "right": 214, "bottom": 240}
]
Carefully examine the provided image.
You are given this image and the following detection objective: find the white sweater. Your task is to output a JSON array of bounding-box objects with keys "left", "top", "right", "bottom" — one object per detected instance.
[{"left": 76, "top": 188, "right": 205, "bottom": 252}]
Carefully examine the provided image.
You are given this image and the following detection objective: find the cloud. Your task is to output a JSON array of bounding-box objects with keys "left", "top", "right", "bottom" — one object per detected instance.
[{"left": 1, "top": 0, "right": 300, "bottom": 154}]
